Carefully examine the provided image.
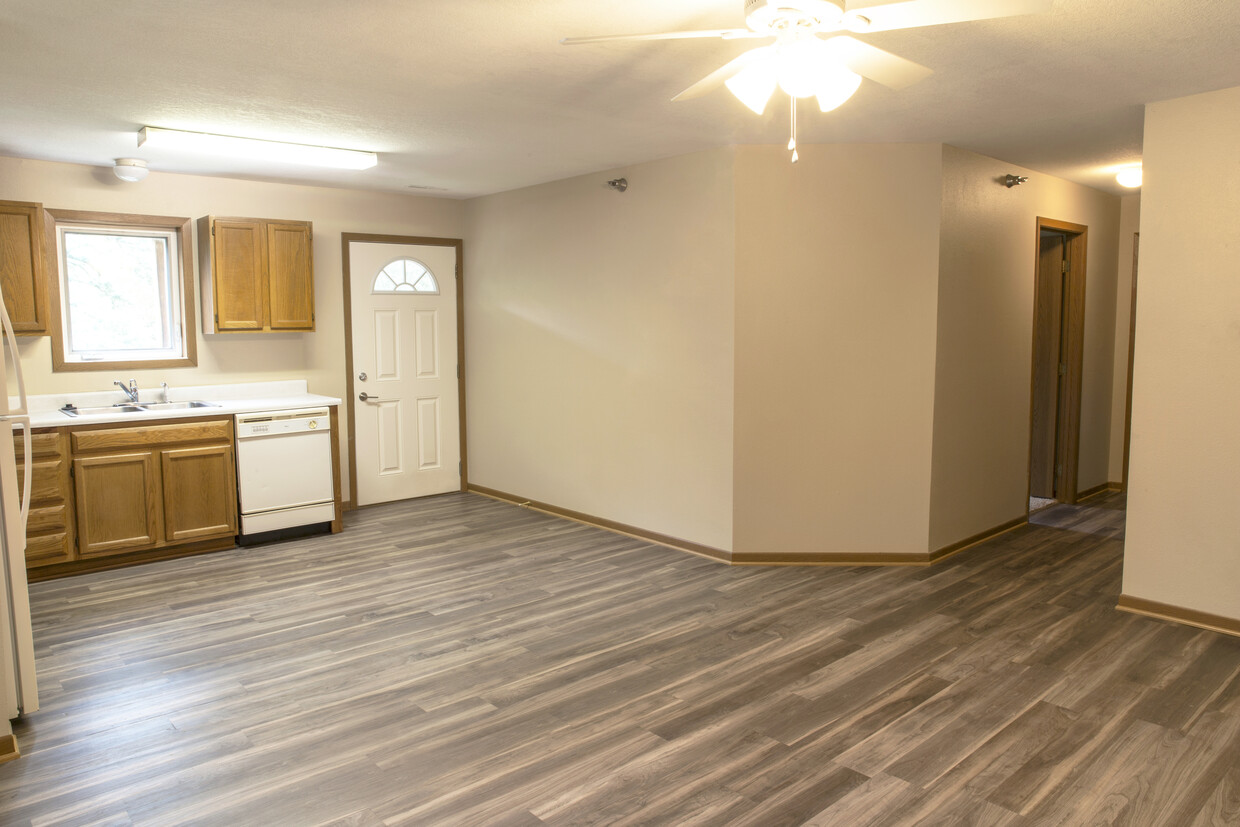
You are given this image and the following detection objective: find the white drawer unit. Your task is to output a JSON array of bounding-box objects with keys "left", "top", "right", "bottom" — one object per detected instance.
[{"left": 235, "top": 407, "right": 334, "bottom": 537}]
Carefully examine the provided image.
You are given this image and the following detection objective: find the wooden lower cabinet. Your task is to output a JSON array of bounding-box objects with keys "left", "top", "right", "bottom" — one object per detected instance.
[
  {"left": 161, "top": 444, "right": 237, "bottom": 542},
  {"left": 56, "top": 417, "right": 239, "bottom": 569},
  {"left": 73, "top": 451, "right": 161, "bottom": 557}
]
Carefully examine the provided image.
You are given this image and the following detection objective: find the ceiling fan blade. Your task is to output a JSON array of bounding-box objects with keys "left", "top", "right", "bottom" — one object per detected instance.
[
  {"left": 845, "top": 0, "right": 1053, "bottom": 33},
  {"left": 561, "top": 29, "right": 754, "bottom": 46},
  {"left": 825, "top": 36, "right": 933, "bottom": 89},
  {"left": 671, "top": 47, "right": 773, "bottom": 102}
]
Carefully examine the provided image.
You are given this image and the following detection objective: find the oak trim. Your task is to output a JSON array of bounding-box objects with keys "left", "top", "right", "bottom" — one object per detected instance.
[
  {"left": 44, "top": 209, "right": 198, "bottom": 372},
  {"left": 928, "top": 514, "right": 1028, "bottom": 563},
  {"left": 1117, "top": 594, "right": 1240, "bottom": 639},
  {"left": 1076, "top": 481, "right": 1122, "bottom": 502},
  {"left": 341, "top": 233, "right": 468, "bottom": 510},
  {"left": 469, "top": 485, "right": 732, "bottom": 564}
]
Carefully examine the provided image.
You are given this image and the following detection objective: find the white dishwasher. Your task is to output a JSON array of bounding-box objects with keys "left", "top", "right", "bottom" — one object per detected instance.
[{"left": 235, "top": 407, "right": 335, "bottom": 540}]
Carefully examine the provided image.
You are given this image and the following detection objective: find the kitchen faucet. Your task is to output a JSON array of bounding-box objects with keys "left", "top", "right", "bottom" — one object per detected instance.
[{"left": 115, "top": 379, "right": 139, "bottom": 404}]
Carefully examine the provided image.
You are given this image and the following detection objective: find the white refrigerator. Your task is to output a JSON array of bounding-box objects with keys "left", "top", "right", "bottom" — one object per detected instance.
[{"left": 0, "top": 291, "right": 37, "bottom": 725}]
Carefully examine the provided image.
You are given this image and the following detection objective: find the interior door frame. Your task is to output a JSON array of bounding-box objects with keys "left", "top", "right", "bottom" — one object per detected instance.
[
  {"left": 341, "top": 233, "right": 467, "bottom": 510},
  {"left": 1026, "top": 217, "right": 1088, "bottom": 507},
  {"left": 1121, "top": 232, "right": 1139, "bottom": 491}
]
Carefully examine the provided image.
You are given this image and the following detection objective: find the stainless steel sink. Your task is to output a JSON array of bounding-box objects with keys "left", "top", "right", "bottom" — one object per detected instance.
[
  {"left": 61, "top": 405, "right": 146, "bottom": 417},
  {"left": 59, "top": 401, "right": 218, "bottom": 417},
  {"left": 139, "top": 401, "right": 218, "bottom": 410}
]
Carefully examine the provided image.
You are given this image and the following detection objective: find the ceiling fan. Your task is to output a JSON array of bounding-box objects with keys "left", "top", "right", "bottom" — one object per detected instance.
[{"left": 563, "top": 0, "right": 1053, "bottom": 160}]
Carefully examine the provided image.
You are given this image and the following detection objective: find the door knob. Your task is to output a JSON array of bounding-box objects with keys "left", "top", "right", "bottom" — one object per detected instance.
[
  {"left": 358, "top": 392, "right": 383, "bottom": 402},
  {"left": 358, "top": 372, "right": 367, "bottom": 381}
]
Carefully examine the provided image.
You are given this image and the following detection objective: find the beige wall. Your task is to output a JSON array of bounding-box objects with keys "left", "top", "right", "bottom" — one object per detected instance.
[
  {"left": 1108, "top": 193, "right": 1141, "bottom": 483},
  {"left": 1, "top": 155, "right": 465, "bottom": 499},
  {"left": 1123, "top": 85, "right": 1240, "bottom": 620},
  {"left": 732, "top": 144, "right": 943, "bottom": 557},
  {"left": 929, "top": 146, "right": 1121, "bottom": 550},
  {"left": 463, "top": 150, "right": 736, "bottom": 551}
]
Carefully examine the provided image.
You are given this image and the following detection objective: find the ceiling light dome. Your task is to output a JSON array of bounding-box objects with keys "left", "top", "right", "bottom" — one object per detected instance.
[
  {"left": 1116, "top": 166, "right": 1143, "bottom": 188},
  {"left": 112, "top": 158, "right": 148, "bottom": 182}
]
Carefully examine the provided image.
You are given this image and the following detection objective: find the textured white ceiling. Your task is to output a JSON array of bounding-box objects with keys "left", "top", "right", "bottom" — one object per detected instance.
[{"left": 1, "top": 0, "right": 1237, "bottom": 198}]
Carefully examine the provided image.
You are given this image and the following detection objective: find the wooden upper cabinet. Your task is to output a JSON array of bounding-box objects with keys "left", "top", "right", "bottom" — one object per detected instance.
[
  {"left": 0, "top": 200, "right": 49, "bottom": 335},
  {"left": 266, "top": 222, "right": 315, "bottom": 329},
  {"left": 198, "top": 216, "right": 314, "bottom": 333}
]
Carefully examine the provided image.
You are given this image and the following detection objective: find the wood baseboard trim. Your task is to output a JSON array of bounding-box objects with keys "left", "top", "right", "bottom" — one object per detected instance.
[
  {"left": 1077, "top": 482, "right": 1123, "bottom": 502},
  {"left": 929, "top": 515, "right": 1028, "bottom": 564},
  {"left": 468, "top": 485, "right": 732, "bottom": 564},
  {"left": 470, "top": 488, "right": 1036, "bottom": 568},
  {"left": 728, "top": 551, "right": 929, "bottom": 567},
  {"left": 27, "top": 537, "right": 236, "bottom": 582},
  {"left": 1117, "top": 594, "right": 1240, "bottom": 638},
  {"left": 0, "top": 733, "right": 18, "bottom": 764}
]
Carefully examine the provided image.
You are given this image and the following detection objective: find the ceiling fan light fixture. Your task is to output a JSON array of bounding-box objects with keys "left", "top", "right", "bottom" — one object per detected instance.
[
  {"left": 726, "top": 61, "right": 779, "bottom": 114},
  {"left": 814, "top": 66, "right": 863, "bottom": 112}
]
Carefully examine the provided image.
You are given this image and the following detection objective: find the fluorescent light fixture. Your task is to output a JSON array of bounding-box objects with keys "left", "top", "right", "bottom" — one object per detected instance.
[
  {"left": 1116, "top": 165, "right": 1143, "bottom": 188},
  {"left": 138, "top": 126, "right": 378, "bottom": 170}
]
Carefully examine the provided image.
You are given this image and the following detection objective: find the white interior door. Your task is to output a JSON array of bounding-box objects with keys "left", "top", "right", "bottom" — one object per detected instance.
[{"left": 349, "top": 241, "right": 460, "bottom": 505}]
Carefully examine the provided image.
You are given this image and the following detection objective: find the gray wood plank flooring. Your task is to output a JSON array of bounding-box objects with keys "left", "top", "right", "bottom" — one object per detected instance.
[{"left": 3, "top": 491, "right": 1240, "bottom": 825}]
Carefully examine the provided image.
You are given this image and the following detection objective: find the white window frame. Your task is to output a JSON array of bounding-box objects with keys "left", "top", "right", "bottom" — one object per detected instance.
[{"left": 46, "top": 210, "right": 198, "bottom": 372}]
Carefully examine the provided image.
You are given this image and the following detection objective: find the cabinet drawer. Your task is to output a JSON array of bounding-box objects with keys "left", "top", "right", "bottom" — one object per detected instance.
[
  {"left": 71, "top": 420, "right": 233, "bottom": 453},
  {"left": 27, "top": 504, "right": 67, "bottom": 534},
  {"left": 14, "top": 432, "right": 63, "bottom": 462},
  {"left": 26, "top": 533, "right": 71, "bottom": 567},
  {"left": 17, "top": 458, "right": 66, "bottom": 504}
]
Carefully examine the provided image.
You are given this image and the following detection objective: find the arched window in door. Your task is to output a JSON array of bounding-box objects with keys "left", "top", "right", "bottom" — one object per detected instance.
[{"left": 372, "top": 258, "right": 439, "bottom": 294}]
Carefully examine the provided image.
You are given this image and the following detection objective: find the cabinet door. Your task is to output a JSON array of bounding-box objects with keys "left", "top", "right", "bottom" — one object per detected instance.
[
  {"left": 74, "top": 451, "right": 160, "bottom": 557},
  {"left": 161, "top": 444, "right": 237, "bottom": 542},
  {"left": 266, "top": 221, "right": 314, "bottom": 330},
  {"left": 211, "top": 219, "right": 266, "bottom": 330},
  {"left": 0, "top": 200, "right": 48, "bottom": 334}
]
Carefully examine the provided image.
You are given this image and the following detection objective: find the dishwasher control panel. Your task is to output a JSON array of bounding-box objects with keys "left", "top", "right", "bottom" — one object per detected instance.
[{"left": 235, "top": 407, "right": 330, "bottom": 439}]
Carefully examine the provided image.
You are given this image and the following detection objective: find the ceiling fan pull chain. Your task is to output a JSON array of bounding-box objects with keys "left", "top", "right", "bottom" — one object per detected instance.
[{"left": 789, "top": 94, "right": 799, "bottom": 163}]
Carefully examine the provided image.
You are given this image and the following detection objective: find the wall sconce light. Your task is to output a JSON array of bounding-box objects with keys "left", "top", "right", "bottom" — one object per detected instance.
[
  {"left": 113, "top": 158, "right": 149, "bottom": 182},
  {"left": 607, "top": 178, "right": 628, "bottom": 192},
  {"left": 1003, "top": 174, "right": 1028, "bottom": 188}
]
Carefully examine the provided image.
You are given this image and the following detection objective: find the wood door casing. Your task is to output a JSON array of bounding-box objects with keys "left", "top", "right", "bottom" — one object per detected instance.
[
  {"left": 1027, "top": 217, "right": 1089, "bottom": 506},
  {"left": 1030, "top": 232, "right": 1065, "bottom": 498},
  {"left": 161, "top": 444, "right": 237, "bottom": 542},
  {"left": 74, "top": 451, "right": 161, "bottom": 557}
]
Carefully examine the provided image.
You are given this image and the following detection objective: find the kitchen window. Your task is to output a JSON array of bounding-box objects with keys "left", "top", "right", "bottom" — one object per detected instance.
[{"left": 46, "top": 210, "right": 197, "bottom": 371}]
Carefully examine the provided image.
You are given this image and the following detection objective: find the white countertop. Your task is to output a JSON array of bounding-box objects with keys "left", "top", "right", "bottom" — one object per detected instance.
[{"left": 19, "top": 380, "right": 342, "bottom": 429}]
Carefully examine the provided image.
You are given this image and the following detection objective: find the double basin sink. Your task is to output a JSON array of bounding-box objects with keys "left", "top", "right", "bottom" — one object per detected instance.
[{"left": 60, "top": 400, "right": 219, "bottom": 418}]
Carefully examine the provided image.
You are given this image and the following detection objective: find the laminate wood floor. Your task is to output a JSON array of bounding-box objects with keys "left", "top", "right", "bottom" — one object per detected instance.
[{"left": 3, "top": 492, "right": 1239, "bottom": 826}]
